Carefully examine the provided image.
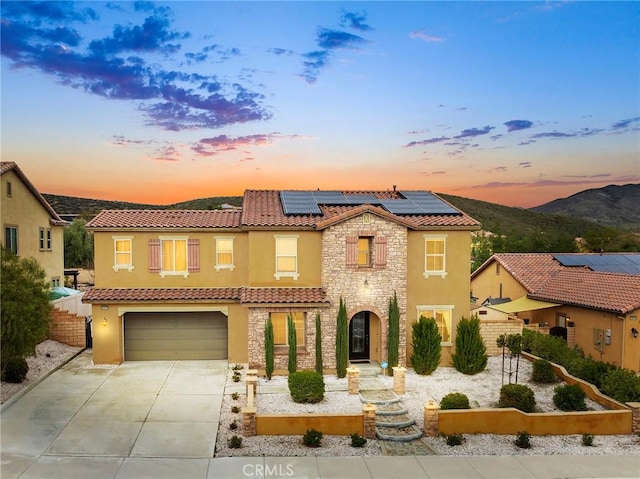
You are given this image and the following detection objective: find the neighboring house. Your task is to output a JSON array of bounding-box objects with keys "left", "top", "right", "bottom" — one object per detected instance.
[
  {"left": 471, "top": 253, "right": 640, "bottom": 372},
  {"left": 83, "top": 189, "right": 479, "bottom": 369},
  {"left": 0, "top": 162, "right": 66, "bottom": 286}
]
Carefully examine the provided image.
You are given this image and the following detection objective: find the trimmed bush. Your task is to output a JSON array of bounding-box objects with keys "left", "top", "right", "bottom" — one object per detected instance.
[
  {"left": 410, "top": 316, "right": 441, "bottom": 375},
  {"left": 1, "top": 356, "right": 28, "bottom": 383},
  {"left": 514, "top": 431, "right": 531, "bottom": 449},
  {"left": 531, "top": 359, "right": 556, "bottom": 383},
  {"left": 440, "top": 392, "right": 470, "bottom": 410},
  {"left": 387, "top": 292, "right": 400, "bottom": 370},
  {"left": 265, "top": 318, "right": 274, "bottom": 380},
  {"left": 452, "top": 315, "right": 488, "bottom": 375},
  {"left": 231, "top": 405, "right": 241, "bottom": 413},
  {"left": 315, "top": 311, "right": 323, "bottom": 374},
  {"left": 553, "top": 384, "right": 587, "bottom": 411},
  {"left": 601, "top": 368, "right": 640, "bottom": 403},
  {"left": 288, "top": 314, "right": 297, "bottom": 374},
  {"left": 228, "top": 435, "right": 243, "bottom": 448},
  {"left": 302, "top": 429, "right": 323, "bottom": 447},
  {"left": 350, "top": 433, "right": 367, "bottom": 447},
  {"left": 336, "top": 298, "right": 348, "bottom": 378},
  {"left": 288, "top": 370, "right": 325, "bottom": 403},
  {"left": 444, "top": 433, "right": 465, "bottom": 446},
  {"left": 582, "top": 433, "right": 594, "bottom": 447},
  {"left": 499, "top": 384, "right": 536, "bottom": 413}
]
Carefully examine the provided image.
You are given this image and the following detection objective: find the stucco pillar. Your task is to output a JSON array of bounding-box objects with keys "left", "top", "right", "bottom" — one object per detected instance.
[
  {"left": 392, "top": 366, "right": 406, "bottom": 395},
  {"left": 423, "top": 400, "right": 440, "bottom": 437},
  {"left": 347, "top": 367, "right": 360, "bottom": 394},
  {"left": 246, "top": 376, "right": 258, "bottom": 398},
  {"left": 566, "top": 321, "right": 576, "bottom": 349},
  {"left": 242, "top": 406, "right": 257, "bottom": 436},
  {"left": 627, "top": 402, "right": 640, "bottom": 433},
  {"left": 362, "top": 403, "right": 377, "bottom": 439}
]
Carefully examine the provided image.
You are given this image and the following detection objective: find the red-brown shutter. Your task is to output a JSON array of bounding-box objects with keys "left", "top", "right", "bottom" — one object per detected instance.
[
  {"left": 148, "top": 239, "right": 161, "bottom": 272},
  {"left": 346, "top": 236, "right": 358, "bottom": 268},
  {"left": 188, "top": 238, "right": 200, "bottom": 272},
  {"left": 374, "top": 236, "right": 387, "bottom": 269}
]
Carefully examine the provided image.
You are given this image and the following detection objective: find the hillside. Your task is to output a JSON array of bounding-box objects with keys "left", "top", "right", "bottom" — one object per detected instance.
[{"left": 530, "top": 184, "right": 640, "bottom": 229}]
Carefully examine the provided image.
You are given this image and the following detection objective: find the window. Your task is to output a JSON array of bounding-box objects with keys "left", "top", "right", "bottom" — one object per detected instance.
[
  {"left": 46, "top": 229, "right": 52, "bottom": 250},
  {"left": 357, "top": 237, "right": 371, "bottom": 267},
  {"left": 39, "top": 228, "right": 46, "bottom": 250},
  {"left": 51, "top": 277, "right": 61, "bottom": 288},
  {"left": 215, "top": 237, "right": 234, "bottom": 271},
  {"left": 39, "top": 228, "right": 52, "bottom": 251},
  {"left": 275, "top": 236, "right": 298, "bottom": 279},
  {"left": 424, "top": 235, "right": 446, "bottom": 278},
  {"left": 6, "top": 181, "right": 12, "bottom": 198},
  {"left": 113, "top": 237, "right": 133, "bottom": 271},
  {"left": 417, "top": 306, "right": 453, "bottom": 344},
  {"left": 271, "top": 312, "right": 305, "bottom": 347},
  {"left": 161, "top": 237, "right": 187, "bottom": 275},
  {"left": 4, "top": 226, "right": 17, "bottom": 254}
]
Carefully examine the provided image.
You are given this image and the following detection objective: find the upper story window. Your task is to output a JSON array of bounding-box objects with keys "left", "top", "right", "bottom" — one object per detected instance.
[
  {"left": 275, "top": 235, "right": 298, "bottom": 280},
  {"left": 357, "top": 237, "right": 372, "bottom": 267},
  {"left": 148, "top": 237, "right": 199, "bottom": 277},
  {"left": 215, "top": 237, "right": 235, "bottom": 271},
  {"left": 40, "top": 228, "right": 52, "bottom": 251},
  {"left": 162, "top": 237, "right": 187, "bottom": 275},
  {"left": 346, "top": 233, "right": 387, "bottom": 269},
  {"left": 4, "top": 226, "right": 18, "bottom": 255},
  {"left": 113, "top": 236, "right": 133, "bottom": 271},
  {"left": 6, "top": 181, "right": 12, "bottom": 198},
  {"left": 417, "top": 306, "right": 453, "bottom": 345},
  {"left": 270, "top": 312, "right": 306, "bottom": 347},
  {"left": 424, "top": 235, "right": 447, "bottom": 278},
  {"left": 46, "top": 229, "right": 52, "bottom": 250}
]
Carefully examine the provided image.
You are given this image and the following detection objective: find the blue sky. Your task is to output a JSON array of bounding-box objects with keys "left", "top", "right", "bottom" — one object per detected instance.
[{"left": 2, "top": 1, "right": 638, "bottom": 207}]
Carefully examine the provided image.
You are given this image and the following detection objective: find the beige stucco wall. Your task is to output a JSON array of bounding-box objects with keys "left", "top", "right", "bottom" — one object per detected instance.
[
  {"left": 1, "top": 170, "right": 64, "bottom": 285},
  {"left": 471, "top": 260, "right": 528, "bottom": 303}
]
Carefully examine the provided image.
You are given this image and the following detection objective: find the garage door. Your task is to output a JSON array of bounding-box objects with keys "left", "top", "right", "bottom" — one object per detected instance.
[{"left": 124, "top": 312, "right": 228, "bottom": 360}]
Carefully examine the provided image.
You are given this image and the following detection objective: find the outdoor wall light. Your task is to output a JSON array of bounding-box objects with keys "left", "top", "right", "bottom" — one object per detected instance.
[
  {"left": 364, "top": 278, "right": 369, "bottom": 288},
  {"left": 632, "top": 328, "right": 638, "bottom": 339},
  {"left": 102, "top": 318, "right": 108, "bottom": 327}
]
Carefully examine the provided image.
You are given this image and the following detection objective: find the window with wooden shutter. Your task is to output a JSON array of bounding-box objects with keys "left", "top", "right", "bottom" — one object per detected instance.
[
  {"left": 346, "top": 236, "right": 358, "bottom": 268},
  {"left": 148, "top": 239, "right": 161, "bottom": 272},
  {"left": 374, "top": 236, "right": 387, "bottom": 269},
  {"left": 188, "top": 238, "right": 200, "bottom": 272}
]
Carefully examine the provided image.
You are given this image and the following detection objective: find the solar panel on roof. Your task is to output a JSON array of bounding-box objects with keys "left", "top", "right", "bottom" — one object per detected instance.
[
  {"left": 402, "top": 191, "right": 460, "bottom": 215},
  {"left": 344, "top": 194, "right": 382, "bottom": 205},
  {"left": 280, "top": 191, "right": 322, "bottom": 215},
  {"left": 312, "top": 191, "right": 352, "bottom": 205},
  {"left": 380, "top": 199, "right": 424, "bottom": 214},
  {"left": 553, "top": 254, "right": 640, "bottom": 275}
]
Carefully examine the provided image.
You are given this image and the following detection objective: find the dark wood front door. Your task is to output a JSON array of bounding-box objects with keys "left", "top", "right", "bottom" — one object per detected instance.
[{"left": 349, "top": 312, "right": 370, "bottom": 361}]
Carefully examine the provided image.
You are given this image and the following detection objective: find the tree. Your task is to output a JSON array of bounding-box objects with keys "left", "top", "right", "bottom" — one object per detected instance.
[
  {"left": 336, "top": 297, "right": 348, "bottom": 378},
  {"left": 410, "top": 316, "right": 441, "bottom": 375},
  {"left": 1, "top": 247, "right": 52, "bottom": 378},
  {"left": 265, "top": 317, "right": 274, "bottom": 380},
  {"left": 315, "top": 311, "right": 323, "bottom": 374},
  {"left": 452, "top": 314, "right": 488, "bottom": 375},
  {"left": 64, "top": 218, "right": 94, "bottom": 268},
  {"left": 287, "top": 314, "right": 297, "bottom": 374},
  {"left": 387, "top": 291, "right": 400, "bottom": 371}
]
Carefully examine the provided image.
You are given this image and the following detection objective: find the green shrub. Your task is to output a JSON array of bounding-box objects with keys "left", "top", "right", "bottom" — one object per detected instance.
[
  {"left": 228, "top": 435, "right": 243, "bottom": 448},
  {"left": 231, "top": 405, "right": 240, "bottom": 413},
  {"left": 288, "top": 314, "right": 297, "bottom": 374},
  {"left": 452, "top": 315, "right": 488, "bottom": 375},
  {"left": 582, "top": 433, "right": 594, "bottom": 446},
  {"left": 521, "top": 328, "right": 534, "bottom": 352},
  {"left": 315, "top": 311, "right": 323, "bottom": 374},
  {"left": 553, "top": 384, "right": 587, "bottom": 411},
  {"left": 232, "top": 363, "right": 244, "bottom": 371},
  {"left": 350, "top": 433, "right": 367, "bottom": 447},
  {"left": 1, "top": 356, "right": 28, "bottom": 383},
  {"left": 231, "top": 392, "right": 239, "bottom": 400},
  {"left": 444, "top": 433, "right": 465, "bottom": 446},
  {"left": 336, "top": 298, "right": 348, "bottom": 378},
  {"left": 265, "top": 318, "right": 274, "bottom": 380},
  {"left": 514, "top": 431, "right": 531, "bottom": 449},
  {"left": 440, "top": 392, "right": 471, "bottom": 410},
  {"left": 410, "top": 316, "right": 441, "bottom": 375},
  {"left": 387, "top": 292, "right": 400, "bottom": 370},
  {"left": 302, "top": 429, "right": 323, "bottom": 447},
  {"left": 229, "top": 420, "right": 238, "bottom": 430},
  {"left": 601, "top": 368, "right": 640, "bottom": 403},
  {"left": 288, "top": 370, "right": 325, "bottom": 403},
  {"left": 531, "top": 359, "right": 556, "bottom": 383},
  {"left": 571, "top": 357, "right": 616, "bottom": 390},
  {"left": 232, "top": 374, "right": 241, "bottom": 382},
  {"left": 499, "top": 384, "right": 536, "bottom": 413}
]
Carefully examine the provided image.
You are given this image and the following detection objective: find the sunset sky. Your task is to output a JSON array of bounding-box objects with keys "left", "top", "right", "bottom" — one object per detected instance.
[{"left": 2, "top": 1, "right": 639, "bottom": 208}]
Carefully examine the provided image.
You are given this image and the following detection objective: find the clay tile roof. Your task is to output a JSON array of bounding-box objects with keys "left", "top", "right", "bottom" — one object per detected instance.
[
  {"left": 530, "top": 270, "right": 640, "bottom": 315},
  {"left": 488, "top": 253, "right": 569, "bottom": 292},
  {"left": 86, "top": 209, "right": 242, "bottom": 229},
  {"left": 240, "top": 287, "right": 329, "bottom": 304},
  {"left": 83, "top": 288, "right": 241, "bottom": 302},
  {"left": 1, "top": 161, "right": 65, "bottom": 225}
]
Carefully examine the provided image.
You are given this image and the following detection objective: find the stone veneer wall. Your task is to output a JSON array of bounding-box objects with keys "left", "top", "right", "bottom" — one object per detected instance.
[{"left": 321, "top": 213, "right": 408, "bottom": 368}]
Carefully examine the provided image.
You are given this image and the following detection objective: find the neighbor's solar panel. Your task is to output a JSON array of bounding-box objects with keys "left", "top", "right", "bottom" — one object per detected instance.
[
  {"left": 280, "top": 191, "right": 322, "bottom": 215},
  {"left": 402, "top": 191, "right": 460, "bottom": 215},
  {"left": 553, "top": 254, "right": 640, "bottom": 275}
]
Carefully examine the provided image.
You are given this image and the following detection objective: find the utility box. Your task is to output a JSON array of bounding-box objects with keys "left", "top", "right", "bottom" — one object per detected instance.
[{"left": 593, "top": 328, "right": 605, "bottom": 353}]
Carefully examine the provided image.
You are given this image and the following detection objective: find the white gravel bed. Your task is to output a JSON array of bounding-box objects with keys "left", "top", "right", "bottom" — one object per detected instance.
[{"left": 0, "top": 340, "right": 82, "bottom": 404}]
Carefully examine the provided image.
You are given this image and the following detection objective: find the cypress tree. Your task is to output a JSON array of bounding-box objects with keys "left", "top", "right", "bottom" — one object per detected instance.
[
  {"left": 265, "top": 317, "right": 274, "bottom": 380},
  {"left": 387, "top": 291, "right": 400, "bottom": 371},
  {"left": 410, "top": 316, "right": 441, "bottom": 375},
  {"left": 336, "top": 297, "right": 348, "bottom": 378},
  {"left": 287, "top": 314, "right": 297, "bottom": 374},
  {"left": 452, "top": 314, "right": 488, "bottom": 375},
  {"left": 315, "top": 311, "right": 323, "bottom": 374}
]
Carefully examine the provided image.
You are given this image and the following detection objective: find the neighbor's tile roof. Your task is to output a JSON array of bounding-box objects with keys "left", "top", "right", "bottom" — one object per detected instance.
[
  {"left": 86, "top": 209, "right": 242, "bottom": 229},
  {"left": 240, "top": 190, "right": 479, "bottom": 229},
  {"left": 83, "top": 287, "right": 329, "bottom": 305},
  {"left": 530, "top": 269, "right": 640, "bottom": 315},
  {"left": 481, "top": 253, "right": 570, "bottom": 292}
]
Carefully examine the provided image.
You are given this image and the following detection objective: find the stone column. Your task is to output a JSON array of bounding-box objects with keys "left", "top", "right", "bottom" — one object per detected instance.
[
  {"left": 566, "top": 322, "right": 576, "bottom": 349},
  {"left": 362, "top": 403, "right": 377, "bottom": 439},
  {"left": 242, "top": 406, "right": 257, "bottom": 436},
  {"left": 392, "top": 366, "right": 406, "bottom": 395},
  {"left": 347, "top": 367, "right": 360, "bottom": 394},
  {"left": 423, "top": 400, "right": 440, "bottom": 437},
  {"left": 627, "top": 402, "right": 640, "bottom": 433}
]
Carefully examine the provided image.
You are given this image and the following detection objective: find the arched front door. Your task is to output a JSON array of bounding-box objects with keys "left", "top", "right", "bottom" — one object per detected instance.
[{"left": 349, "top": 311, "right": 370, "bottom": 361}]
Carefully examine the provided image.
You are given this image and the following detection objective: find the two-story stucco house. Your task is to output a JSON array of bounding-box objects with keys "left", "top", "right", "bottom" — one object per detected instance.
[
  {"left": 0, "top": 162, "right": 66, "bottom": 286},
  {"left": 83, "top": 189, "right": 479, "bottom": 370}
]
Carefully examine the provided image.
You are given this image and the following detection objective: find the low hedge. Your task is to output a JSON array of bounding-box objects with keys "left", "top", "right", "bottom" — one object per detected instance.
[{"left": 288, "top": 370, "right": 325, "bottom": 404}]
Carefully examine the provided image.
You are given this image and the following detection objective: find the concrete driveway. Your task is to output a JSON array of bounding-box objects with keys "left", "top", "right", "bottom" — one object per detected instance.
[{"left": 1, "top": 351, "right": 228, "bottom": 478}]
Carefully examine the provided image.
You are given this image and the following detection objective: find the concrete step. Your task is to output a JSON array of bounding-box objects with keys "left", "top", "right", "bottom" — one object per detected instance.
[
  {"left": 376, "top": 424, "right": 423, "bottom": 442},
  {"left": 375, "top": 413, "right": 415, "bottom": 428},
  {"left": 359, "top": 390, "right": 401, "bottom": 405},
  {"left": 358, "top": 378, "right": 387, "bottom": 391},
  {"left": 375, "top": 402, "right": 408, "bottom": 416}
]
